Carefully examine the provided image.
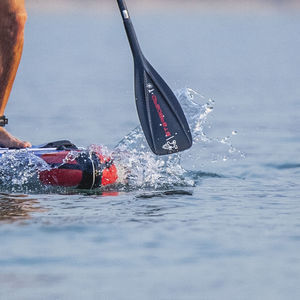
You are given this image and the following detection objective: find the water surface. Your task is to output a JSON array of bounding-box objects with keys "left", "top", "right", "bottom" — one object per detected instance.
[{"left": 1, "top": 8, "right": 300, "bottom": 300}]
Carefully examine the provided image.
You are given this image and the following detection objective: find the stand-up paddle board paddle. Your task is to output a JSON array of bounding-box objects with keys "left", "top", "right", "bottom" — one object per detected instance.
[
  {"left": 0, "top": 141, "right": 118, "bottom": 189},
  {"left": 117, "top": 0, "right": 193, "bottom": 155}
]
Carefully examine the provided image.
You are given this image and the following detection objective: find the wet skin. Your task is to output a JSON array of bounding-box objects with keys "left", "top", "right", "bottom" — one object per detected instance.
[{"left": 0, "top": 0, "right": 31, "bottom": 148}]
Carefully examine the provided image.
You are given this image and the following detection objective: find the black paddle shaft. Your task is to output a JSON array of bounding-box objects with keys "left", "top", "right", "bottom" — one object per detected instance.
[
  {"left": 116, "top": 0, "right": 143, "bottom": 60},
  {"left": 117, "top": 0, "right": 193, "bottom": 155}
]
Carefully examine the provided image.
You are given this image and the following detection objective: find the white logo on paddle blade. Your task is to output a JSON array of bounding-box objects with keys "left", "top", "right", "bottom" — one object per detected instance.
[
  {"left": 162, "top": 140, "right": 178, "bottom": 151},
  {"left": 146, "top": 83, "right": 153, "bottom": 89},
  {"left": 146, "top": 83, "right": 154, "bottom": 94}
]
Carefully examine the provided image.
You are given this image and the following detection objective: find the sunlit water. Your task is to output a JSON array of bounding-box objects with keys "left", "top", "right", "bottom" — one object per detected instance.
[{"left": 1, "top": 8, "right": 300, "bottom": 300}]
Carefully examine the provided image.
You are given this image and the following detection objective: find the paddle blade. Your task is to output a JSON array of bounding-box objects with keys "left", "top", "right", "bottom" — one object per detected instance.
[{"left": 134, "top": 60, "right": 193, "bottom": 155}]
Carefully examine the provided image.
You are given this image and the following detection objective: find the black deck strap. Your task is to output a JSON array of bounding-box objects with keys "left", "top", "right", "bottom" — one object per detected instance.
[
  {"left": 42, "top": 140, "right": 78, "bottom": 150},
  {"left": 0, "top": 116, "right": 8, "bottom": 127},
  {"left": 76, "top": 152, "right": 103, "bottom": 189},
  {"left": 91, "top": 152, "right": 104, "bottom": 188}
]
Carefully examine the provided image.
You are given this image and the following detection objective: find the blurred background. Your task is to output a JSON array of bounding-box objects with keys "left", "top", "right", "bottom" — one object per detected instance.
[{"left": 26, "top": 0, "right": 300, "bottom": 11}]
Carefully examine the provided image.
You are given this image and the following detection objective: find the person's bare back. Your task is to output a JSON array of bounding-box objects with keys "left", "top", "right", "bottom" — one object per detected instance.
[{"left": 0, "top": 0, "right": 31, "bottom": 148}]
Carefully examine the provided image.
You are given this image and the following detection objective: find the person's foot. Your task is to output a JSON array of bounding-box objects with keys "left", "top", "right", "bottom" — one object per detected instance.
[{"left": 0, "top": 127, "right": 31, "bottom": 148}]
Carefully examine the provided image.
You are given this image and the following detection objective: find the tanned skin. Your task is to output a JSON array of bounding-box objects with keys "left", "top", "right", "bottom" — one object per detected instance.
[{"left": 0, "top": 0, "right": 31, "bottom": 148}]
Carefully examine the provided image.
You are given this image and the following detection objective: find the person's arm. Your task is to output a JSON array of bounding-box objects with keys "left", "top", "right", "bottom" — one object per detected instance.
[{"left": 0, "top": 0, "right": 30, "bottom": 148}]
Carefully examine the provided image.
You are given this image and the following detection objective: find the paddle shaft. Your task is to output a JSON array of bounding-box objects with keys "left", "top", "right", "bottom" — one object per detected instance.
[
  {"left": 116, "top": 0, "right": 193, "bottom": 155},
  {"left": 116, "top": 0, "right": 143, "bottom": 61}
]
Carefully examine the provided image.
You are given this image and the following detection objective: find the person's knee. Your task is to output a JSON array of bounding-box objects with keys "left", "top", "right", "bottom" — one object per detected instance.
[
  {"left": 1, "top": 11, "right": 27, "bottom": 40},
  {"left": 14, "top": 10, "right": 27, "bottom": 29},
  {"left": 11, "top": 1, "right": 28, "bottom": 29},
  {"left": 0, "top": 1, "right": 27, "bottom": 32}
]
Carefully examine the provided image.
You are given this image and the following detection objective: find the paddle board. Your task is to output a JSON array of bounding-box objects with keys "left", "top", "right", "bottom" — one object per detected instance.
[{"left": 0, "top": 140, "right": 118, "bottom": 189}]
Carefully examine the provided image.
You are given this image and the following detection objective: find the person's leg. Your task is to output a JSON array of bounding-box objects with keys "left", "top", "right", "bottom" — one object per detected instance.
[{"left": 0, "top": 0, "right": 31, "bottom": 148}]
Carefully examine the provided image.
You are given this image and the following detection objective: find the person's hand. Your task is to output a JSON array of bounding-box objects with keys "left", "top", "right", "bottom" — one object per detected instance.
[{"left": 0, "top": 127, "right": 31, "bottom": 148}]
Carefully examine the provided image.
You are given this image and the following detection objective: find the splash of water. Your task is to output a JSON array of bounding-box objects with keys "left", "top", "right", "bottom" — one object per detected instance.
[
  {"left": 0, "top": 88, "right": 243, "bottom": 193},
  {"left": 177, "top": 88, "right": 245, "bottom": 168},
  {"left": 0, "top": 150, "right": 51, "bottom": 193},
  {"left": 113, "top": 88, "right": 244, "bottom": 190}
]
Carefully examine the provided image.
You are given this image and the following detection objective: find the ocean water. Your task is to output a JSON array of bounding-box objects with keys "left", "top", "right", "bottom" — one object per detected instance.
[{"left": 1, "top": 6, "right": 300, "bottom": 300}]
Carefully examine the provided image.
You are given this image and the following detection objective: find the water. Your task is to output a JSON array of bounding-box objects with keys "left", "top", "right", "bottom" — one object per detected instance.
[{"left": 1, "top": 6, "right": 300, "bottom": 300}]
